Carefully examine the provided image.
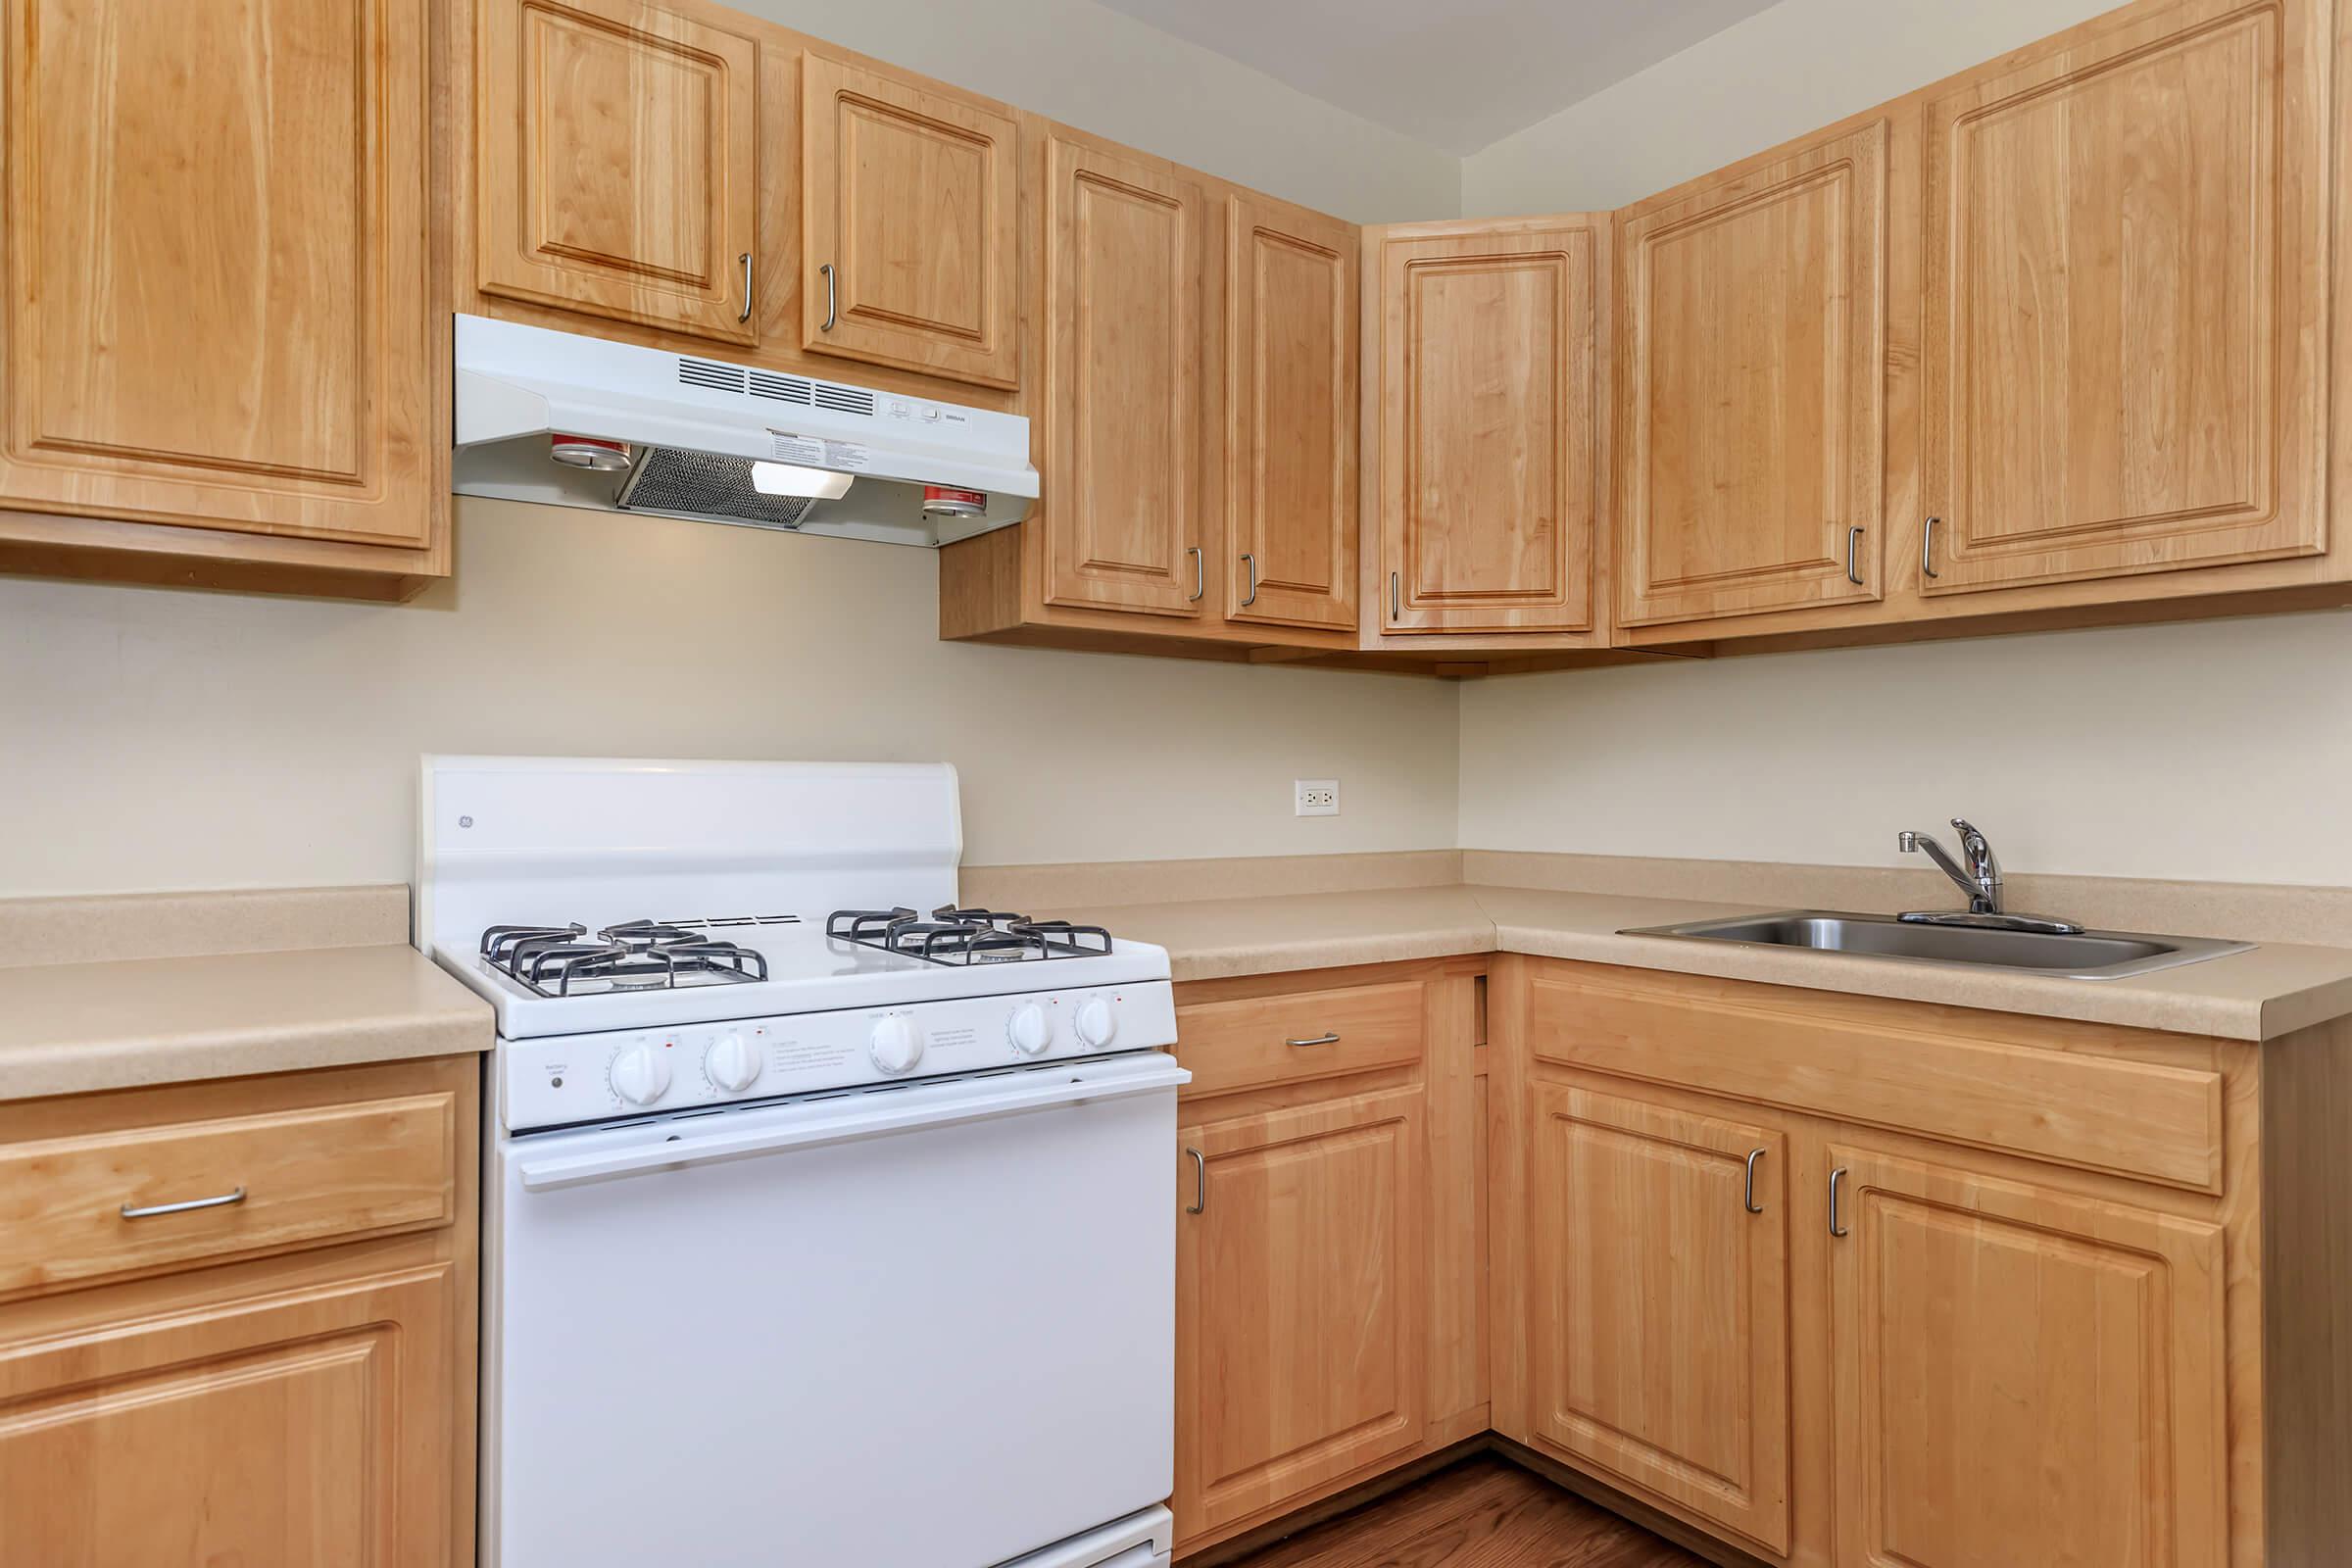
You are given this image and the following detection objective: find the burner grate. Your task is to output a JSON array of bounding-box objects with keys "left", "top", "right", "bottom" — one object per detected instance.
[
  {"left": 479, "top": 918, "right": 770, "bottom": 998},
  {"left": 823, "top": 905, "right": 1112, "bottom": 965}
]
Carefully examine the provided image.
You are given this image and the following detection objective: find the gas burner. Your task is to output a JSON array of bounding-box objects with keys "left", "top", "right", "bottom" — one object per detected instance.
[
  {"left": 479, "top": 918, "right": 769, "bottom": 998},
  {"left": 823, "top": 905, "right": 1113, "bottom": 965}
]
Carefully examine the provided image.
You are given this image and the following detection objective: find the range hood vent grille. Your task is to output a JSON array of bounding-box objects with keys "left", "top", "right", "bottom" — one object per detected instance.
[
  {"left": 676, "top": 358, "right": 745, "bottom": 395},
  {"left": 676, "top": 356, "right": 873, "bottom": 418},
  {"left": 616, "top": 448, "right": 817, "bottom": 530}
]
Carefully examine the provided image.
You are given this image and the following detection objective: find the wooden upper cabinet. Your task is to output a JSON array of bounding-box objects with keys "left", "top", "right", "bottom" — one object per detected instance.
[
  {"left": 1618, "top": 122, "right": 1889, "bottom": 627},
  {"left": 0, "top": 0, "right": 436, "bottom": 552},
  {"left": 800, "top": 55, "right": 1020, "bottom": 389},
  {"left": 1919, "top": 0, "right": 2330, "bottom": 594},
  {"left": 1525, "top": 1083, "right": 1792, "bottom": 1556},
  {"left": 475, "top": 0, "right": 760, "bottom": 345},
  {"left": 1224, "top": 193, "right": 1358, "bottom": 631},
  {"left": 1374, "top": 220, "right": 1605, "bottom": 635},
  {"left": 1175, "top": 1087, "right": 1428, "bottom": 1544},
  {"left": 1828, "top": 1145, "right": 2228, "bottom": 1567},
  {"left": 1040, "top": 133, "right": 1206, "bottom": 617}
]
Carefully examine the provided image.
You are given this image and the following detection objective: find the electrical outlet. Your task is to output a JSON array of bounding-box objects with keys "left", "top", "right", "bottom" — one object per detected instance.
[{"left": 1295, "top": 779, "right": 1340, "bottom": 817}]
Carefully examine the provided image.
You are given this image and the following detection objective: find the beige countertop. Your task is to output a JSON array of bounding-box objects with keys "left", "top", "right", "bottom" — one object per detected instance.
[
  {"left": 1040, "top": 883, "right": 2352, "bottom": 1042},
  {"left": 0, "top": 943, "right": 493, "bottom": 1102}
]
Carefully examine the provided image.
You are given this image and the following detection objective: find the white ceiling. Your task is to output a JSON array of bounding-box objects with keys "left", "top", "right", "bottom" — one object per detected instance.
[{"left": 1095, "top": 0, "right": 1781, "bottom": 156}]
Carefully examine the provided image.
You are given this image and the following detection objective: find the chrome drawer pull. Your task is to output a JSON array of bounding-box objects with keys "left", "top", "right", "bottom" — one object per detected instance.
[
  {"left": 1284, "top": 1032, "right": 1341, "bottom": 1048},
  {"left": 1829, "top": 1166, "right": 1849, "bottom": 1238},
  {"left": 738, "top": 252, "right": 755, "bottom": 323},
  {"left": 1743, "top": 1149, "right": 1766, "bottom": 1214},
  {"left": 121, "top": 1187, "right": 246, "bottom": 1220},
  {"left": 1922, "top": 515, "right": 1941, "bottom": 580},
  {"left": 819, "top": 262, "right": 837, "bottom": 331},
  {"left": 1845, "top": 524, "right": 1865, "bottom": 585},
  {"left": 1184, "top": 1148, "right": 1206, "bottom": 1214},
  {"left": 1187, "top": 546, "right": 1204, "bottom": 602}
]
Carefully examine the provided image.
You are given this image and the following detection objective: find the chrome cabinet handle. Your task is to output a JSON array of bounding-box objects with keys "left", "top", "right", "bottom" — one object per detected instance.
[
  {"left": 1829, "top": 1166, "right": 1849, "bottom": 1237},
  {"left": 738, "top": 253, "right": 754, "bottom": 323},
  {"left": 1187, "top": 546, "right": 1204, "bottom": 602},
  {"left": 1743, "top": 1149, "right": 1766, "bottom": 1214},
  {"left": 1285, "top": 1032, "right": 1341, "bottom": 1048},
  {"left": 121, "top": 1187, "right": 246, "bottom": 1220},
  {"left": 1240, "top": 553, "right": 1258, "bottom": 608},
  {"left": 1390, "top": 571, "right": 1401, "bottom": 621},
  {"left": 818, "top": 262, "right": 837, "bottom": 331},
  {"left": 1922, "top": 515, "right": 1941, "bottom": 580},
  {"left": 1185, "top": 1148, "right": 1206, "bottom": 1214},
  {"left": 1845, "top": 525, "right": 1865, "bottom": 585}
]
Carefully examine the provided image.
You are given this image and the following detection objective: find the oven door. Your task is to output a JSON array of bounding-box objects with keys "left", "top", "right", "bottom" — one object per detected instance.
[{"left": 482, "top": 1052, "right": 1190, "bottom": 1568}]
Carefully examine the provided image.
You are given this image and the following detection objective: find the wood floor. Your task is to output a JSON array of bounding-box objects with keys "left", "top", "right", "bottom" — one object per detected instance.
[{"left": 1205, "top": 1456, "right": 1709, "bottom": 1567}]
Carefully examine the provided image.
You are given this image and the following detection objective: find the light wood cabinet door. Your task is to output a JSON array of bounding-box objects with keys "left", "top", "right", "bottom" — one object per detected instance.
[
  {"left": 475, "top": 0, "right": 760, "bottom": 344},
  {"left": 1374, "top": 220, "right": 1604, "bottom": 635},
  {"left": 1919, "top": 0, "right": 2330, "bottom": 594},
  {"left": 1174, "top": 1087, "right": 1428, "bottom": 1544},
  {"left": 801, "top": 54, "right": 1019, "bottom": 389},
  {"left": 1524, "top": 1082, "right": 1792, "bottom": 1555},
  {"left": 0, "top": 0, "right": 436, "bottom": 549},
  {"left": 0, "top": 1263, "right": 459, "bottom": 1566},
  {"left": 1827, "top": 1145, "right": 2228, "bottom": 1568},
  {"left": 1224, "top": 193, "right": 1358, "bottom": 631},
  {"left": 1619, "top": 123, "right": 1888, "bottom": 626},
  {"left": 1041, "top": 133, "right": 1206, "bottom": 617}
]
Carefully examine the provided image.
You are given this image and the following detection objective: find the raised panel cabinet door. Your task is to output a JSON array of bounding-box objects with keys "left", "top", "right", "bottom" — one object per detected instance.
[
  {"left": 1919, "top": 0, "right": 2330, "bottom": 593},
  {"left": 1827, "top": 1146, "right": 2228, "bottom": 1568},
  {"left": 1225, "top": 192, "right": 1358, "bottom": 631},
  {"left": 0, "top": 0, "right": 436, "bottom": 548},
  {"left": 476, "top": 0, "right": 760, "bottom": 344},
  {"left": 1524, "top": 1082, "right": 1793, "bottom": 1555},
  {"left": 1619, "top": 122, "right": 1888, "bottom": 626},
  {"left": 0, "top": 1264, "right": 458, "bottom": 1566},
  {"left": 801, "top": 54, "right": 1019, "bottom": 389},
  {"left": 1376, "top": 221, "right": 1603, "bottom": 634},
  {"left": 1042, "top": 134, "right": 1205, "bottom": 617},
  {"left": 1174, "top": 1087, "right": 1428, "bottom": 1544}
]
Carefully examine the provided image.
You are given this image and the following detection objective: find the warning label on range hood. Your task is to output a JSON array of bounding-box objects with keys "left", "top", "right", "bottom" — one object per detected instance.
[{"left": 767, "top": 430, "right": 872, "bottom": 471}]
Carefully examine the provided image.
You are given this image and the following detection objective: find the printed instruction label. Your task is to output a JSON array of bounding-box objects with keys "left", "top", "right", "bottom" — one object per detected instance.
[{"left": 767, "top": 430, "right": 872, "bottom": 470}]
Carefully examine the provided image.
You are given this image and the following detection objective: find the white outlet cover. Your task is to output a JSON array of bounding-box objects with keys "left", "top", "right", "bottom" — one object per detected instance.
[{"left": 1295, "top": 779, "right": 1340, "bottom": 816}]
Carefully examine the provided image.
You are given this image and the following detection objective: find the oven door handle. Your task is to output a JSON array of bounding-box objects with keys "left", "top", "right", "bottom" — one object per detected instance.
[{"left": 516, "top": 1059, "right": 1193, "bottom": 1192}]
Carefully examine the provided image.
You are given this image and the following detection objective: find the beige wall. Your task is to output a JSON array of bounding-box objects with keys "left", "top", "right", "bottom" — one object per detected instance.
[
  {"left": 0, "top": 501, "right": 1459, "bottom": 895},
  {"left": 1455, "top": 0, "right": 2352, "bottom": 889}
]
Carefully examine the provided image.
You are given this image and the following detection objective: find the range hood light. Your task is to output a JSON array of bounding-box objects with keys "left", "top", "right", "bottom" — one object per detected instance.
[{"left": 751, "top": 461, "right": 855, "bottom": 500}]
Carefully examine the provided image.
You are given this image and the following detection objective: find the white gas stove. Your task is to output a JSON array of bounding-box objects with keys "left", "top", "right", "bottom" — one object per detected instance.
[{"left": 418, "top": 756, "right": 1183, "bottom": 1568}]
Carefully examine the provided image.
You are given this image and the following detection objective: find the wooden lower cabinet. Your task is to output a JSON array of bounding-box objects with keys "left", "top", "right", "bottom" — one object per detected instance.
[
  {"left": 1168, "top": 958, "right": 1485, "bottom": 1558},
  {"left": 1175, "top": 1087, "right": 1429, "bottom": 1540},
  {"left": 0, "top": 1057, "right": 479, "bottom": 1568},
  {"left": 1826, "top": 1145, "right": 2228, "bottom": 1568},
  {"left": 0, "top": 1262, "right": 460, "bottom": 1566},
  {"left": 1522, "top": 1082, "right": 1792, "bottom": 1556},
  {"left": 1490, "top": 955, "right": 2352, "bottom": 1568}
]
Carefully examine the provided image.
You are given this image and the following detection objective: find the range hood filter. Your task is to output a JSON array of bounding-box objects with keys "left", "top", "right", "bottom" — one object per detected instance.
[{"left": 617, "top": 448, "right": 819, "bottom": 531}]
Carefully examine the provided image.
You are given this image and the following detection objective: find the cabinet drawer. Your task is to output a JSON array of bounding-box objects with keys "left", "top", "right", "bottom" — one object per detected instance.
[
  {"left": 1526, "top": 966, "right": 2225, "bottom": 1193},
  {"left": 1176, "top": 981, "right": 1424, "bottom": 1098},
  {"left": 0, "top": 1093, "right": 458, "bottom": 1298}
]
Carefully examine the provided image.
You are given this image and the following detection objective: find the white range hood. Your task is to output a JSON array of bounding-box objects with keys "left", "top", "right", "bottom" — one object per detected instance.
[{"left": 452, "top": 315, "right": 1037, "bottom": 547}]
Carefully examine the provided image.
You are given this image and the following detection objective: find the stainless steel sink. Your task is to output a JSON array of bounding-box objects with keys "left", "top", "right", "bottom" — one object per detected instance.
[{"left": 1619, "top": 909, "right": 2252, "bottom": 981}]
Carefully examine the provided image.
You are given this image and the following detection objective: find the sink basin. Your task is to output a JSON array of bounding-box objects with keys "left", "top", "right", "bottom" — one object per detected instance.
[{"left": 1619, "top": 909, "right": 2252, "bottom": 981}]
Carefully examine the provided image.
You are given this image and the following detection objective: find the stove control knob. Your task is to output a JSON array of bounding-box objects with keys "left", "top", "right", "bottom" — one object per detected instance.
[
  {"left": 610, "top": 1043, "right": 671, "bottom": 1105},
  {"left": 868, "top": 1013, "right": 926, "bottom": 1075},
  {"left": 1007, "top": 1003, "right": 1054, "bottom": 1056},
  {"left": 1074, "top": 996, "right": 1117, "bottom": 1050},
  {"left": 705, "top": 1033, "right": 762, "bottom": 1094}
]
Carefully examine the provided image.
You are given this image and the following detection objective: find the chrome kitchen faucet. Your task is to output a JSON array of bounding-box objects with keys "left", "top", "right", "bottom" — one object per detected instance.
[{"left": 1896, "top": 818, "right": 2084, "bottom": 935}]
